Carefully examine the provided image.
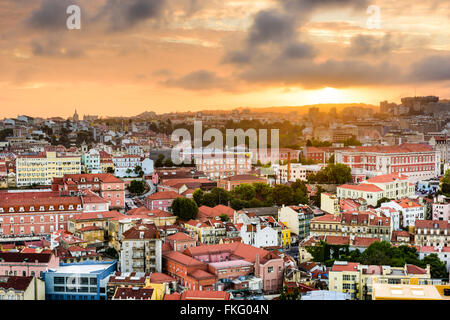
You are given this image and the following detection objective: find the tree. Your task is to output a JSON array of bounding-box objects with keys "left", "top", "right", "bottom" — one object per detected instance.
[
  {"left": 420, "top": 254, "right": 449, "bottom": 279},
  {"left": 230, "top": 198, "right": 249, "bottom": 210},
  {"left": 219, "top": 214, "right": 229, "bottom": 222},
  {"left": 163, "top": 158, "right": 174, "bottom": 167},
  {"left": 106, "top": 167, "right": 115, "bottom": 174},
  {"left": 376, "top": 197, "right": 391, "bottom": 208},
  {"left": 210, "top": 187, "right": 230, "bottom": 206},
  {"left": 441, "top": 169, "right": 450, "bottom": 195},
  {"left": 192, "top": 189, "right": 204, "bottom": 207},
  {"left": 126, "top": 180, "right": 145, "bottom": 195},
  {"left": 311, "top": 186, "right": 325, "bottom": 207},
  {"left": 272, "top": 184, "right": 294, "bottom": 206},
  {"left": 155, "top": 154, "right": 165, "bottom": 167},
  {"left": 134, "top": 165, "right": 142, "bottom": 175},
  {"left": 343, "top": 136, "right": 362, "bottom": 147},
  {"left": 359, "top": 241, "right": 392, "bottom": 265},
  {"left": 232, "top": 184, "right": 256, "bottom": 201},
  {"left": 171, "top": 198, "right": 198, "bottom": 220},
  {"left": 253, "top": 183, "right": 273, "bottom": 202}
]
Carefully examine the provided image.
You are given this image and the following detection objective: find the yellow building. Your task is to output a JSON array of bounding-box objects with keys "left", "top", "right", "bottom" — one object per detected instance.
[
  {"left": 372, "top": 283, "right": 450, "bottom": 300},
  {"left": 0, "top": 277, "right": 45, "bottom": 300},
  {"left": 330, "top": 261, "right": 433, "bottom": 300},
  {"left": 279, "top": 223, "right": 291, "bottom": 248},
  {"left": 321, "top": 193, "right": 340, "bottom": 215},
  {"left": 16, "top": 152, "right": 81, "bottom": 186}
]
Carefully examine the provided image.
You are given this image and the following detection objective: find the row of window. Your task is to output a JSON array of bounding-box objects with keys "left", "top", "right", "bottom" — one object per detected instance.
[{"left": 0, "top": 205, "right": 80, "bottom": 213}]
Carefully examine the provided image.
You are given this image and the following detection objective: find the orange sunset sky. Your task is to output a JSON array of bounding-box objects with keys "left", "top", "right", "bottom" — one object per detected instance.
[{"left": 0, "top": 0, "right": 449, "bottom": 118}]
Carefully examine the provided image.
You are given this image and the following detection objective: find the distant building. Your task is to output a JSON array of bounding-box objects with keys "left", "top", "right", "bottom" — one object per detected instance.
[{"left": 0, "top": 276, "right": 46, "bottom": 300}]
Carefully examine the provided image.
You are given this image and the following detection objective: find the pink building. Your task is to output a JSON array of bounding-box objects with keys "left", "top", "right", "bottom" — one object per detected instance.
[
  {"left": 52, "top": 173, "right": 126, "bottom": 210},
  {"left": 334, "top": 144, "right": 440, "bottom": 182},
  {"left": 165, "top": 232, "right": 196, "bottom": 252},
  {"left": 0, "top": 189, "right": 109, "bottom": 237},
  {"left": 0, "top": 252, "right": 59, "bottom": 278},
  {"left": 433, "top": 202, "right": 450, "bottom": 221},
  {"left": 145, "top": 191, "right": 182, "bottom": 211}
]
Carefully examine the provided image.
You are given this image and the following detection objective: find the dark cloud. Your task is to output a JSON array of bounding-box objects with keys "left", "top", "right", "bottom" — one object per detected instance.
[
  {"left": 348, "top": 34, "right": 401, "bottom": 56},
  {"left": 27, "top": 0, "right": 79, "bottom": 31},
  {"left": 163, "top": 70, "right": 230, "bottom": 91},
  {"left": 248, "top": 9, "right": 296, "bottom": 45},
  {"left": 281, "top": 0, "right": 369, "bottom": 14},
  {"left": 280, "top": 42, "right": 316, "bottom": 60},
  {"left": 31, "top": 38, "right": 84, "bottom": 58},
  {"left": 240, "top": 59, "right": 403, "bottom": 89},
  {"left": 409, "top": 54, "right": 450, "bottom": 81},
  {"left": 95, "top": 0, "right": 168, "bottom": 31},
  {"left": 222, "top": 51, "right": 253, "bottom": 65}
]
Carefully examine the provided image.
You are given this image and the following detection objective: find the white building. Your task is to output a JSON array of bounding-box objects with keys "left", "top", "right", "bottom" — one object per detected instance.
[
  {"left": 112, "top": 155, "right": 141, "bottom": 178},
  {"left": 141, "top": 158, "right": 154, "bottom": 176},
  {"left": 272, "top": 163, "right": 307, "bottom": 183},
  {"left": 238, "top": 223, "right": 279, "bottom": 248},
  {"left": 81, "top": 149, "right": 102, "bottom": 174},
  {"left": 336, "top": 173, "right": 415, "bottom": 207},
  {"left": 380, "top": 198, "right": 425, "bottom": 229},
  {"left": 417, "top": 246, "right": 450, "bottom": 272}
]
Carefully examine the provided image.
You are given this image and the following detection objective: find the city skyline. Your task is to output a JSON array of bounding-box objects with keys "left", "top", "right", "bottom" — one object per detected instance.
[{"left": 0, "top": 0, "right": 449, "bottom": 118}]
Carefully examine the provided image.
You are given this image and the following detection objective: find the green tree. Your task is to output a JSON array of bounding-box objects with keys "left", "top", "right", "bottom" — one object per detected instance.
[
  {"left": 134, "top": 165, "right": 142, "bottom": 175},
  {"left": 441, "top": 169, "right": 450, "bottom": 195},
  {"left": 248, "top": 198, "right": 264, "bottom": 208},
  {"left": 126, "top": 180, "right": 145, "bottom": 195},
  {"left": 171, "top": 198, "right": 198, "bottom": 220},
  {"left": 376, "top": 197, "right": 391, "bottom": 208},
  {"left": 210, "top": 187, "right": 230, "bottom": 206},
  {"left": 253, "top": 183, "right": 273, "bottom": 202},
  {"left": 192, "top": 189, "right": 204, "bottom": 207},
  {"left": 272, "top": 184, "right": 294, "bottom": 206},
  {"left": 230, "top": 198, "right": 249, "bottom": 210},
  {"left": 219, "top": 214, "right": 230, "bottom": 222},
  {"left": 155, "top": 154, "right": 165, "bottom": 167},
  {"left": 359, "top": 241, "right": 392, "bottom": 265},
  {"left": 311, "top": 185, "right": 325, "bottom": 207},
  {"left": 420, "top": 254, "right": 449, "bottom": 279},
  {"left": 232, "top": 184, "right": 256, "bottom": 201},
  {"left": 163, "top": 158, "right": 174, "bottom": 167},
  {"left": 106, "top": 167, "right": 115, "bottom": 174}
]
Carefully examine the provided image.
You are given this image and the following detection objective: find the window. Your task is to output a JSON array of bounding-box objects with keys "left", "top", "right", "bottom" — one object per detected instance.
[
  {"left": 54, "top": 277, "right": 65, "bottom": 285},
  {"left": 268, "top": 266, "right": 274, "bottom": 273}
]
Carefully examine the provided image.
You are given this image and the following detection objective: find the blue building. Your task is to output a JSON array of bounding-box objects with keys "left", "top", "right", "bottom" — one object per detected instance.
[{"left": 44, "top": 260, "right": 117, "bottom": 300}]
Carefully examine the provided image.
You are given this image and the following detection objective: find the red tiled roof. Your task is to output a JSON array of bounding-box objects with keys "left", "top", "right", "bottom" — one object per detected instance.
[
  {"left": 166, "top": 232, "right": 194, "bottom": 241},
  {"left": 0, "top": 276, "right": 33, "bottom": 291},
  {"left": 338, "top": 184, "right": 383, "bottom": 192},
  {"left": 188, "top": 269, "right": 215, "bottom": 280},
  {"left": 180, "top": 290, "right": 231, "bottom": 300},
  {"left": 149, "top": 273, "right": 175, "bottom": 284},
  {"left": 146, "top": 191, "right": 182, "bottom": 201},
  {"left": 122, "top": 224, "right": 158, "bottom": 240},
  {"left": 331, "top": 262, "right": 360, "bottom": 272},
  {"left": 340, "top": 143, "right": 433, "bottom": 154},
  {"left": 164, "top": 292, "right": 181, "bottom": 300},
  {"left": 365, "top": 173, "right": 409, "bottom": 183},
  {"left": 406, "top": 264, "right": 427, "bottom": 275},
  {"left": 353, "top": 237, "right": 381, "bottom": 247},
  {"left": 70, "top": 210, "right": 125, "bottom": 221},
  {"left": 312, "top": 214, "right": 340, "bottom": 222},
  {"left": 78, "top": 225, "right": 102, "bottom": 232},
  {"left": 324, "top": 236, "right": 350, "bottom": 245},
  {"left": 415, "top": 220, "right": 450, "bottom": 229},
  {"left": 0, "top": 252, "right": 53, "bottom": 263},
  {"left": 163, "top": 251, "right": 205, "bottom": 267},
  {"left": 113, "top": 287, "right": 154, "bottom": 300}
]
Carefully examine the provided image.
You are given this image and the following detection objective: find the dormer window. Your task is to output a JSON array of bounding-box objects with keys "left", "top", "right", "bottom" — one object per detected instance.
[
  {"left": 0, "top": 208, "right": 3, "bottom": 213},
  {"left": 49, "top": 206, "right": 54, "bottom": 211},
  {"left": 8, "top": 207, "right": 14, "bottom": 212},
  {"left": 69, "top": 205, "right": 74, "bottom": 210},
  {"left": 59, "top": 205, "right": 64, "bottom": 210},
  {"left": 39, "top": 206, "right": 45, "bottom": 211},
  {"left": 81, "top": 178, "right": 86, "bottom": 182},
  {"left": 30, "top": 206, "right": 34, "bottom": 211},
  {"left": 94, "top": 178, "right": 99, "bottom": 182},
  {"left": 19, "top": 207, "right": 24, "bottom": 212}
]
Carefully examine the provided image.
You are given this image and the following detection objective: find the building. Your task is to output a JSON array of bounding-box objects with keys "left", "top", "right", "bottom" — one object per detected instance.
[
  {"left": 429, "top": 136, "right": 450, "bottom": 164},
  {"left": 164, "top": 290, "right": 231, "bottom": 300},
  {"left": 321, "top": 193, "right": 340, "bottom": 215},
  {"left": 237, "top": 223, "right": 279, "bottom": 248},
  {"left": 250, "top": 148, "right": 300, "bottom": 165},
  {"left": 16, "top": 152, "right": 81, "bottom": 186},
  {"left": 0, "top": 252, "right": 59, "bottom": 278},
  {"left": 112, "top": 155, "right": 141, "bottom": 178},
  {"left": 310, "top": 212, "right": 391, "bottom": 241},
  {"left": 217, "top": 174, "right": 267, "bottom": 191},
  {"left": 144, "top": 191, "right": 182, "bottom": 212},
  {"left": 165, "top": 232, "right": 196, "bottom": 252},
  {"left": 334, "top": 144, "right": 440, "bottom": 183},
  {"left": 336, "top": 173, "right": 415, "bottom": 207},
  {"left": 414, "top": 220, "right": 450, "bottom": 247},
  {"left": 302, "top": 146, "right": 338, "bottom": 164},
  {"left": 278, "top": 205, "right": 314, "bottom": 241},
  {"left": 380, "top": 199, "right": 425, "bottom": 229},
  {"left": 372, "top": 283, "right": 447, "bottom": 300},
  {"left": 106, "top": 272, "right": 149, "bottom": 299},
  {"left": 52, "top": 173, "right": 126, "bottom": 210},
  {"left": 432, "top": 201, "right": 450, "bottom": 221},
  {"left": 0, "top": 276, "right": 46, "bottom": 300},
  {"left": 329, "top": 261, "right": 431, "bottom": 300},
  {"left": 272, "top": 163, "right": 307, "bottom": 183},
  {"left": 126, "top": 207, "right": 177, "bottom": 226},
  {"left": 112, "top": 287, "right": 156, "bottom": 300},
  {"left": 44, "top": 260, "right": 117, "bottom": 300},
  {"left": 119, "top": 223, "right": 162, "bottom": 274},
  {"left": 197, "top": 205, "right": 235, "bottom": 222},
  {"left": 81, "top": 149, "right": 101, "bottom": 174},
  {"left": 0, "top": 189, "right": 108, "bottom": 237}
]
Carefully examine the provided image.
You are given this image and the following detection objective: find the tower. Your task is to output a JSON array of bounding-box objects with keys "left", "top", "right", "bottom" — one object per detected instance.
[{"left": 73, "top": 109, "right": 79, "bottom": 122}]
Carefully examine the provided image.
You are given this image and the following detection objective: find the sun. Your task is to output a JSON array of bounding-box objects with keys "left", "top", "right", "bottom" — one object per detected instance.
[{"left": 308, "top": 87, "right": 345, "bottom": 104}]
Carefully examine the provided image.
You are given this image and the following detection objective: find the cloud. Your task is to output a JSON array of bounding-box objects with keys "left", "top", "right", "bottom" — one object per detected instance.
[
  {"left": 280, "top": 42, "right": 316, "bottom": 60},
  {"left": 409, "top": 54, "right": 450, "bottom": 81},
  {"left": 27, "top": 0, "right": 79, "bottom": 31},
  {"left": 239, "top": 59, "right": 404, "bottom": 89},
  {"left": 95, "top": 0, "right": 168, "bottom": 31},
  {"left": 248, "top": 9, "right": 296, "bottom": 45},
  {"left": 31, "top": 38, "right": 84, "bottom": 58},
  {"left": 162, "top": 70, "right": 231, "bottom": 91},
  {"left": 348, "top": 34, "right": 401, "bottom": 56}
]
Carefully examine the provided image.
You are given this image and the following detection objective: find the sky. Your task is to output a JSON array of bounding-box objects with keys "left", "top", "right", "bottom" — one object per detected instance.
[{"left": 0, "top": 0, "right": 449, "bottom": 118}]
